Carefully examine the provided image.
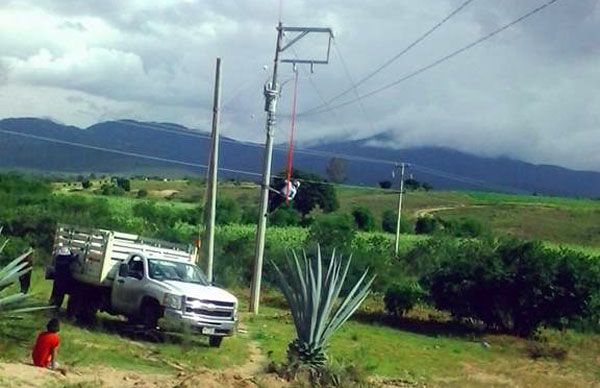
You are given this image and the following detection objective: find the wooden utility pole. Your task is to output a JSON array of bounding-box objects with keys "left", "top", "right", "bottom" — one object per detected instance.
[{"left": 203, "top": 57, "right": 222, "bottom": 283}]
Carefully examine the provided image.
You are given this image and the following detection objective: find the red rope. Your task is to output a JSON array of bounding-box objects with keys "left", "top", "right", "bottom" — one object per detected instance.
[{"left": 285, "top": 70, "right": 300, "bottom": 205}]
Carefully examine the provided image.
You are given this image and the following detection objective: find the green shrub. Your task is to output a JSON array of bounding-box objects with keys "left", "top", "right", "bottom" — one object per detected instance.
[
  {"left": 351, "top": 207, "right": 375, "bottom": 231},
  {"left": 215, "top": 196, "right": 241, "bottom": 225},
  {"left": 441, "top": 217, "right": 487, "bottom": 238},
  {"left": 308, "top": 213, "right": 356, "bottom": 252},
  {"left": 137, "top": 188, "right": 148, "bottom": 198},
  {"left": 384, "top": 279, "right": 426, "bottom": 316},
  {"left": 240, "top": 204, "right": 259, "bottom": 224},
  {"left": 101, "top": 184, "right": 125, "bottom": 196},
  {"left": 270, "top": 206, "right": 302, "bottom": 227},
  {"left": 415, "top": 216, "right": 439, "bottom": 234},
  {"left": 381, "top": 210, "right": 412, "bottom": 234},
  {"left": 426, "top": 239, "right": 600, "bottom": 336}
]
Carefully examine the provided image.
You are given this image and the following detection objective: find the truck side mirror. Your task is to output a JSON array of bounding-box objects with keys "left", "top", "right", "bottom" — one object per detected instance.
[{"left": 118, "top": 263, "right": 128, "bottom": 277}]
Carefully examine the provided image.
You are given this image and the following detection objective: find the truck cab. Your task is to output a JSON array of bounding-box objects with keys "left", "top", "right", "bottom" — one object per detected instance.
[{"left": 112, "top": 253, "right": 238, "bottom": 347}]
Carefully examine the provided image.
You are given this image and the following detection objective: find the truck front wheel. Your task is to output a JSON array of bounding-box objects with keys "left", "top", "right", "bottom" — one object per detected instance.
[
  {"left": 141, "top": 300, "right": 162, "bottom": 330},
  {"left": 208, "top": 336, "right": 223, "bottom": 348}
]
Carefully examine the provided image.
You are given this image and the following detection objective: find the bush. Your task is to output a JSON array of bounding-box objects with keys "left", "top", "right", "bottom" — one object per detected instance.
[
  {"left": 379, "top": 180, "right": 392, "bottom": 189},
  {"left": 384, "top": 279, "right": 426, "bottom": 316},
  {"left": 240, "top": 204, "right": 259, "bottom": 225},
  {"left": 215, "top": 196, "right": 241, "bottom": 225},
  {"left": 101, "top": 184, "right": 125, "bottom": 196},
  {"left": 137, "top": 188, "right": 148, "bottom": 198},
  {"left": 270, "top": 206, "right": 301, "bottom": 227},
  {"left": 382, "top": 210, "right": 412, "bottom": 234},
  {"left": 441, "top": 217, "right": 487, "bottom": 238},
  {"left": 308, "top": 213, "right": 356, "bottom": 252},
  {"left": 415, "top": 216, "right": 439, "bottom": 234},
  {"left": 426, "top": 239, "right": 600, "bottom": 336},
  {"left": 81, "top": 180, "right": 92, "bottom": 189},
  {"left": 351, "top": 207, "right": 375, "bottom": 231}
]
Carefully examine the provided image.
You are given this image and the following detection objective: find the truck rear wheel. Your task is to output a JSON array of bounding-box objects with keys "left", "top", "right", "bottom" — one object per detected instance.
[{"left": 208, "top": 336, "right": 223, "bottom": 348}]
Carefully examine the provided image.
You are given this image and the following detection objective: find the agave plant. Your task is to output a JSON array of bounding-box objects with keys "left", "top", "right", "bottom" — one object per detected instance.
[
  {"left": 272, "top": 246, "right": 375, "bottom": 368},
  {"left": 0, "top": 230, "right": 44, "bottom": 315}
]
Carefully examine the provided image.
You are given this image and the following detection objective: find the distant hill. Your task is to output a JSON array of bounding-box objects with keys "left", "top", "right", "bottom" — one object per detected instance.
[{"left": 1, "top": 117, "right": 599, "bottom": 197}]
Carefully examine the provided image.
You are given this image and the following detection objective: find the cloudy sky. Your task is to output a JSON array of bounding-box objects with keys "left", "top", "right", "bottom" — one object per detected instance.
[{"left": 0, "top": 0, "right": 598, "bottom": 171}]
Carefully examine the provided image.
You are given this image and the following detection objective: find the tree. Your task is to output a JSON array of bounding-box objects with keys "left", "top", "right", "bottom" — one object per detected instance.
[
  {"left": 309, "top": 213, "right": 356, "bottom": 252},
  {"left": 215, "top": 196, "right": 241, "bottom": 225},
  {"left": 351, "top": 207, "right": 375, "bottom": 231},
  {"left": 382, "top": 209, "right": 412, "bottom": 234},
  {"left": 137, "top": 188, "right": 148, "bottom": 198},
  {"left": 415, "top": 216, "right": 439, "bottom": 234},
  {"left": 272, "top": 169, "right": 339, "bottom": 216},
  {"left": 270, "top": 206, "right": 302, "bottom": 227},
  {"left": 115, "top": 178, "right": 131, "bottom": 192},
  {"left": 379, "top": 180, "right": 392, "bottom": 189},
  {"left": 404, "top": 178, "right": 421, "bottom": 191},
  {"left": 325, "top": 157, "right": 347, "bottom": 183},
  {"left": 81, "top": 180, "right": 92, "bottom": 189}
]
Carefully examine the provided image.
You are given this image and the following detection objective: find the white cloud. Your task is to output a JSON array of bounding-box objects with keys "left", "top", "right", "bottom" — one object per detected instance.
[{"left": 0, "top": 0, "right": 598, "bottom": 171}]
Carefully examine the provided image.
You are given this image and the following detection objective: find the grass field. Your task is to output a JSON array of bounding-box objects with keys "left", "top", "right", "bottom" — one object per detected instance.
[
  {"left": 243, "top": 295, "right": 600, "bottom": 387},
  {"left": 53, "top": 177, "right": 600, "bottom": 251},
  {"left": 0, "top": 270, "right": 249, "bottom": 374}
]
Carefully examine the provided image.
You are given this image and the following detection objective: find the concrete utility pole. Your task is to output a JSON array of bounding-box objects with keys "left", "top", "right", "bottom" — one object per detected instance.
[
  {"left": 249, "top": 23, "right": 334, "bottom": 314},
  {"left": 204, "top": 57, "right": 222, "bottom": 283},
  {"left": 394, "top": 163, "right": 406, "bottom": 256}
]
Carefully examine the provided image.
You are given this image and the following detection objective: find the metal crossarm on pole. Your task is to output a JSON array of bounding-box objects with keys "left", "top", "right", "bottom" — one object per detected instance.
[{"left": 249, "top": 22, "right": 333, "bottom": 314}]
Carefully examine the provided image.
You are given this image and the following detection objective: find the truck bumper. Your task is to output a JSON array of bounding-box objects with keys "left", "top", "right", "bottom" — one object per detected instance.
[{"left": 162, "top": 308, "right": 237, "bottom": 336}]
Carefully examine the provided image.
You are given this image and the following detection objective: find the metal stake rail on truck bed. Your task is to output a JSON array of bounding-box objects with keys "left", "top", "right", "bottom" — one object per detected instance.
[{"left": 53, "top": 224, "right": 194, "bottom": 286}]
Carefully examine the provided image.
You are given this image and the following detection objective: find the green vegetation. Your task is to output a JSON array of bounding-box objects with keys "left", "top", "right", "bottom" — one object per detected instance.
[
  {"left": 1, "top": 172, "right": 600, "bottom": 386},
  {"left": 425, "top": 238, "right": 600, "bottom": 336},
  {"left": 0, "top": 270, "right": 248, "bottom": 373}
]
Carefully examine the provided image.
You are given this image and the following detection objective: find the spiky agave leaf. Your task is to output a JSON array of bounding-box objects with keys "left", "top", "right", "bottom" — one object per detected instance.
[
  {"left": 271, "top": 245, "right": 375, "bottom": 368},
  {"left": 0, "top": 233, "right": 48, "bottom": 316}
]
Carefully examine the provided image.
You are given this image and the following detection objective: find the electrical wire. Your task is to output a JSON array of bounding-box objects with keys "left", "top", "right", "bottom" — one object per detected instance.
[
  {"left": 300, "top": 0, "right": 563, "bottom": 117},
  {"left": 74, "top": 120, "right": 526, "bottom": 192},
  {"left": 332, "top": 40, "right": 376, "bottom": 133},
  {"left": 301, "top": 0, "right": 478, "bottom": 115},
  {"left": 0, "top": 126, "right": 410, "bottom": 193},
  {"left": 1, "top": 126, "right": 526, "bottom": 194}
]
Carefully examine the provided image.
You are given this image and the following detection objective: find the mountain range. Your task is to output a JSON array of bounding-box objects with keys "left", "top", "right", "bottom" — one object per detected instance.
[{"left": 1, "top": 117, "right": 599, "bottom": 197}]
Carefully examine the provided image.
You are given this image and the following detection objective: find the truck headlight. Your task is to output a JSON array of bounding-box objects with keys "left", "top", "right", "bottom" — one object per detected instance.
[{"left": 163, "top": 293, "right": 183, "bottom": 310}]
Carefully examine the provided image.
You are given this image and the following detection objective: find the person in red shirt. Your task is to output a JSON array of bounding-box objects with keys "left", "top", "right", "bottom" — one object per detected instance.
[{"left": 32, "top": 318, "right": 60, "bottom": 369}]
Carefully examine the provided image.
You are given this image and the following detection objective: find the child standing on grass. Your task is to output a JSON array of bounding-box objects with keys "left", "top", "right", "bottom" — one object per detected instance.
[{"left": 32, "top": 318, "right": 60, "bottom": 369}]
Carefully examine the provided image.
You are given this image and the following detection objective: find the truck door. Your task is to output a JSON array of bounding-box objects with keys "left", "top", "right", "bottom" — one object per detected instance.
[{"left": 111, "top": 255, "right": 146, "bottom": 315}]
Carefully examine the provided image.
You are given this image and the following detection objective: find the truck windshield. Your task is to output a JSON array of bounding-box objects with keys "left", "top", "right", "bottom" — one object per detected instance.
[{"left": 147, "top": 259, "right": 209, "bottom": 285}]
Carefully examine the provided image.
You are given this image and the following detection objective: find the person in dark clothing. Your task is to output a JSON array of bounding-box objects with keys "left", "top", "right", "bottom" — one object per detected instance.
[
  {"left": 49, "top": 247, "right": 76, "bottom": 308},
  {"left": 19, "top": 250, "right": 33, "bottom": 294}
]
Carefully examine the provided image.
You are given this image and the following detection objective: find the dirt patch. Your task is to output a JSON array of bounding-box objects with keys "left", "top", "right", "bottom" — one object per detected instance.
[
  {"left": 151, "top": 190, "right": 180, "bottom": 198},
  {"left": 0, "top": 341, "right": 287, "bottom": 388}
]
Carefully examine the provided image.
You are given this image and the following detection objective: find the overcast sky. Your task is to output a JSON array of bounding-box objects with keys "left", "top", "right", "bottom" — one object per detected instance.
[{"left": 0, "top": 0, "right": 598, "bottom": 171}]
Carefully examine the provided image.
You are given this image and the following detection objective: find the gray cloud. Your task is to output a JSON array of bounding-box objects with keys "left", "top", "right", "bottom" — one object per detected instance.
[{"left": 0, "top": 0, "right": 598, "bottom": 171}]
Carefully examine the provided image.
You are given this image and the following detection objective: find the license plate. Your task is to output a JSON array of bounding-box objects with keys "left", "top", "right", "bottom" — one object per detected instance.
[{"left": 202, "top": 327, "right": 215, "bottom": 335}]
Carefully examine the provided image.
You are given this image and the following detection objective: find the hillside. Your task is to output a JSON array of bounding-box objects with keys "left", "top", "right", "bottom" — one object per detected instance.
[{"left": 1, "top": 117, "right": 600, "bottom": 197}]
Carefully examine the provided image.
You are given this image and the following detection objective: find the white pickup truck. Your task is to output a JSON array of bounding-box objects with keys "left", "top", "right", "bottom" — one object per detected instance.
[{"left": 48, "top": 224, "right": 238, "bottom": 347}]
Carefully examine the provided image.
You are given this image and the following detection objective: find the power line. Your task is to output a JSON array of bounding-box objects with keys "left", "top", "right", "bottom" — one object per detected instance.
[
  {"left": 0, "top": 126, "right": 399, "bottom": 192},
  {"left": 88, "top": 120, "right": 525, "bottom": 193},
  {"left": 300, "top": 0, "right": 563, "bottom": 117},
  {"left": 332, "top": 40, "right": 376, "bottom": 133},
  {"left": 0, "top": 126, "right": 525, "bottom": 194},
  {"left": 301, "top": 0, "right": 477, "bottom": 115}
]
